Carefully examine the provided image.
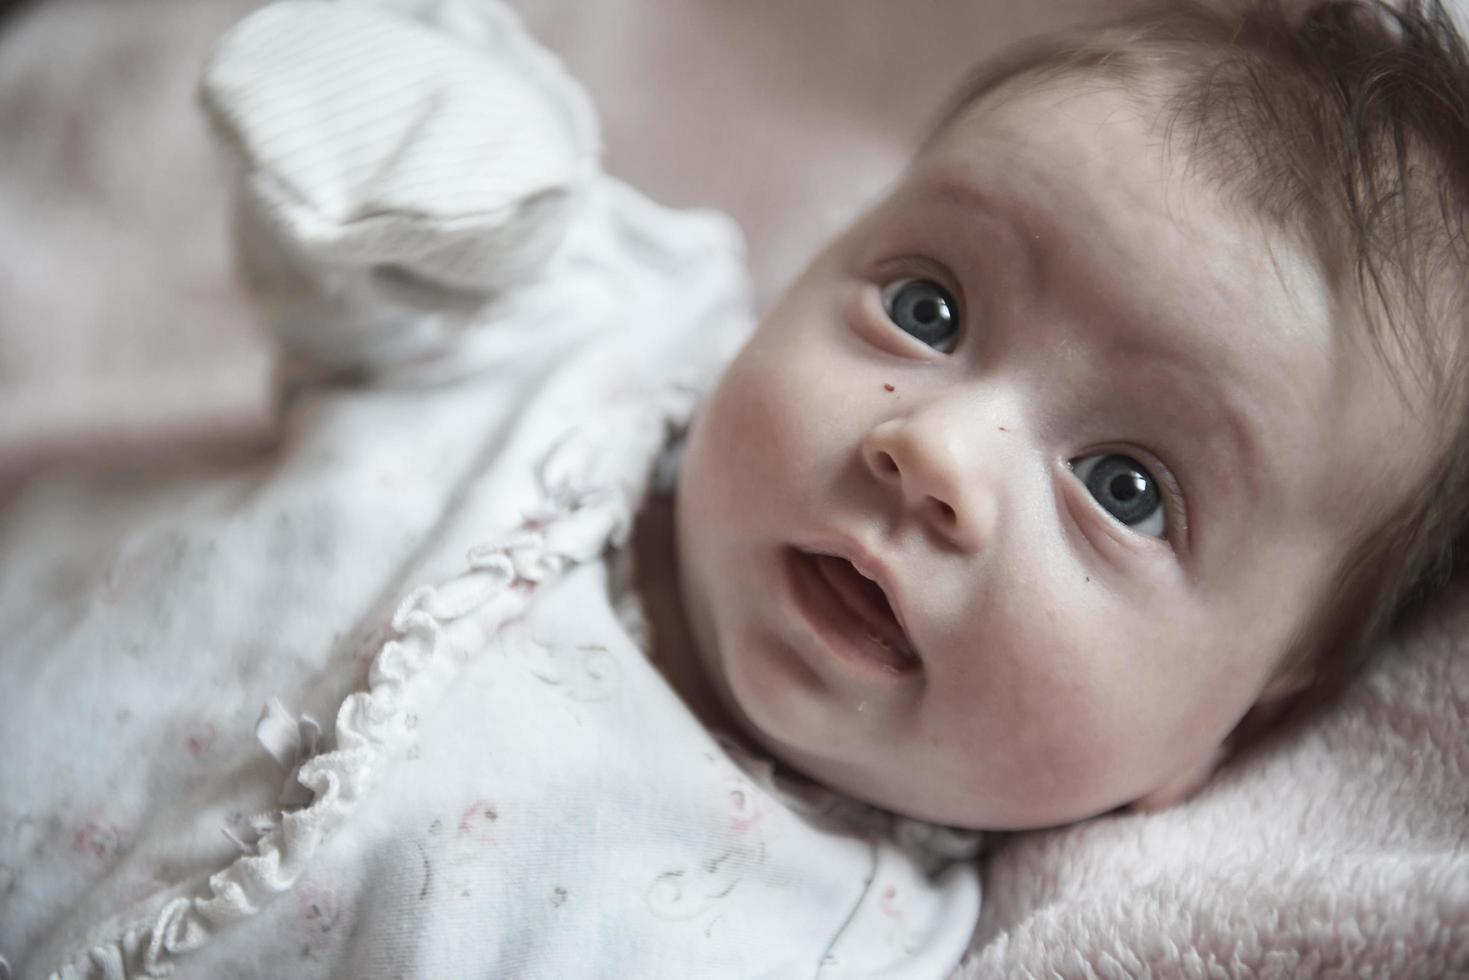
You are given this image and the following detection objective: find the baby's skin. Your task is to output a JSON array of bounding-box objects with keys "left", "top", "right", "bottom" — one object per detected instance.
[{"left": 643, "top": 76, "right": 1434, "bottom": 831}]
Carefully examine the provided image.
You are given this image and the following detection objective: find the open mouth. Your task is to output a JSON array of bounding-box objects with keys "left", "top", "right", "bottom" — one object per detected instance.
[{"left": 790, "top": 548, "right": 921, "bottom": 675}]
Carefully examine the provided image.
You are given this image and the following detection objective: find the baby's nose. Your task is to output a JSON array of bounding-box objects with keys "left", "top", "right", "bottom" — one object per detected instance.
[{"left": 861, "top": 414, "right": 998, "bottom": 553}]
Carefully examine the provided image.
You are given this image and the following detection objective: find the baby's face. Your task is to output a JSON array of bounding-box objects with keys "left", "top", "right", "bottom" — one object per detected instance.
[{"left": 675, "top": 79, "right": 1428, "bottom": 828}]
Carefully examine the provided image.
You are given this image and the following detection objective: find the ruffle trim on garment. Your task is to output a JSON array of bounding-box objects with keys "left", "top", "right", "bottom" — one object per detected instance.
[{"left": 46, "top": 387, "right": 699, "bottom": 980}]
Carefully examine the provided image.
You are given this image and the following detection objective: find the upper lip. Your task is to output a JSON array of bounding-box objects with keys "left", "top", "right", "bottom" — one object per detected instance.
[{"left": 796, "top": 534, "right": 920, "bottom": 659}]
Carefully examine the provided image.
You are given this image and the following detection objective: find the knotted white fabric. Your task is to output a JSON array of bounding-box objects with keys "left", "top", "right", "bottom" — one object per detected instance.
[{"left": 202, "top": 0, "right": 598, "bottom": 373}]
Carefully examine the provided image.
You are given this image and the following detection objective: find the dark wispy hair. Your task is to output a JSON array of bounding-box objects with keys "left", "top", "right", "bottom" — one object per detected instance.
[{"left": 935, "top": 1, "right": 1469, "bottom": 696}]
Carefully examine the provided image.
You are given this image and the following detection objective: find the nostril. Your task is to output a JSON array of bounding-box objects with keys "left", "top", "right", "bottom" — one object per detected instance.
[
  {"left": 931, "top": 498, "right": 957, "bottom": 524},
  {"left": 875, "top": 451, "right": 900, "bottom": 476}
]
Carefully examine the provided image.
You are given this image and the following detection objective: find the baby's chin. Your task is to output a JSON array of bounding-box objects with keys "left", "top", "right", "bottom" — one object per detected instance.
[
  {"left": 775, "top": 740, "right": 985, "bottom": 827},
  {"left": 723, "top": 686, "right": 1140, "bottom": 830},
  {"left": 707, "top": 673, "right": 976, "bottom": 826}
]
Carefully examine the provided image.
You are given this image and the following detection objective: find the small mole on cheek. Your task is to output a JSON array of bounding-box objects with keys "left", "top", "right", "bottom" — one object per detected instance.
[
  {"left": 997, "top": 426, "right": 1010, "bottom": 432},
  {"left": 883, "top": 383, "right": 895, "bottom": 393}
]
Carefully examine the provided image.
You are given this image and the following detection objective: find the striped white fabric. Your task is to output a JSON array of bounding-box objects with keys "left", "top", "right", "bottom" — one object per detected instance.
[{"left": 201, "top": 0, "right": 598, "bottom": 372}]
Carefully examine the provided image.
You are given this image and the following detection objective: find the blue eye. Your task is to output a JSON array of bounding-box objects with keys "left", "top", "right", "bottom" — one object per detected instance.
[
  {"left": 881, "top": 278, "right": 959, "bottom": 353},
  {"left": 1071, "top": 453, "right": 1166, "bottom": 538}
]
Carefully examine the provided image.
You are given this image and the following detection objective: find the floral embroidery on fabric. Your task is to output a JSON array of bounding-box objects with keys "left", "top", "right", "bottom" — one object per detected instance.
[
  {"left": 46, "top": 391, "right": 697, "bottom": 978},
  {"left": 518, "top": 637, "right": 624, "bottom": 703}
]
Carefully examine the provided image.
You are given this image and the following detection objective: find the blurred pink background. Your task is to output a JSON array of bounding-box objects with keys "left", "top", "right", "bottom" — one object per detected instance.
[{"left": 0, "top": 0, "right": 1115, "bottom": 480}]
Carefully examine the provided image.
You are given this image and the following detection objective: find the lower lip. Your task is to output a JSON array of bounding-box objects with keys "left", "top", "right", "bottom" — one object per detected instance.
[{"left": 783, "top": 548, "right": 921, "bottom": 681}]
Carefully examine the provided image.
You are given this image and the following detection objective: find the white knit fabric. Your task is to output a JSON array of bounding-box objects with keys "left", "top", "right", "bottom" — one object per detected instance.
[{"left": 0, "top": 3, "right": 982, "bottom": 977}]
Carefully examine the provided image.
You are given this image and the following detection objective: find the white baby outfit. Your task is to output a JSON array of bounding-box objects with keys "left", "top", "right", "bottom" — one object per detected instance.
[{"left": 0, "top": 3, "right": 981, "bottom": 977}]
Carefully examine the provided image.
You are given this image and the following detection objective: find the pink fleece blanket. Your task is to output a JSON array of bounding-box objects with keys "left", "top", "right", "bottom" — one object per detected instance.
[
  {"left": 962, "top": 583, "right": 1469, "bottom": 977},
  {"left": 3, "top": 1, "right": 1465, "bottom": 975}
]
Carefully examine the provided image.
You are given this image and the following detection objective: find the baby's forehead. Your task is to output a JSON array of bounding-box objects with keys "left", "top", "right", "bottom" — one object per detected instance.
[
  {"left": 928, "top": 66, "right": 1183, "bottom": 160},
  {"left": 921, "top": 76, "right": 1241, "bottom": 249},
  {"left": 931, "top": 72, "right": 1244, "bottom": 206},
  {"left": 918, "top": 70, "right": 1414, "bottom": 379},
  {"left": 916, "top": 78, "right": 1304, "bottom": 290},
  {"left": 929, "top": 66, "right": 1337, "bottom": 267}
]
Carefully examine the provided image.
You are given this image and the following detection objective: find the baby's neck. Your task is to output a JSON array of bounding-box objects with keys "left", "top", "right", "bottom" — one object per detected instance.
[{"left": 632, "top": 490, "right": 741, "bottom": 734}]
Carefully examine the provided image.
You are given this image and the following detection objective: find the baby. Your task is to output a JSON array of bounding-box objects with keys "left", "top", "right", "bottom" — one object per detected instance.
[
  {"left": 646, "top": 0, "right": 1469, "bottom": 830},
  {"left": 7, "top": 0, "right": 1468, "bottom": 977}
]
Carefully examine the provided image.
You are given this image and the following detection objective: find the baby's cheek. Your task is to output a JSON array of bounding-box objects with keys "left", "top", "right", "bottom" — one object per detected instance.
[
  {"left": 697, "top": 352, "right": 815, "bottom": 494},
  {"left": 687, "top": 366, "right": 771, "bottom": 507},
  {"left": 947, "top": 586, "right": 1146, "bottom": 802}
]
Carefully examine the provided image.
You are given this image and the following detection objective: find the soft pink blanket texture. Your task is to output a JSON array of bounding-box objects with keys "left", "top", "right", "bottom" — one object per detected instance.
[
  {"left": 962, "top": 585, "right": 1469, "bottom": 977},
  {"left": 3, "top": 1, "right": 1465, "bottom": 975}
]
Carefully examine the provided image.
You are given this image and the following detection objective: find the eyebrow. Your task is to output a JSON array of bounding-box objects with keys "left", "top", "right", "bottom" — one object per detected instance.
[
  {"left": 925, "top": 173, "right": 1050, "bottom": 294},
  {"left": 1102, "top": 335, "right": 1268, "bottom": 504}
]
